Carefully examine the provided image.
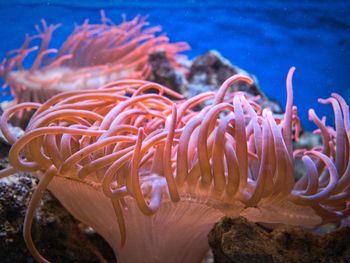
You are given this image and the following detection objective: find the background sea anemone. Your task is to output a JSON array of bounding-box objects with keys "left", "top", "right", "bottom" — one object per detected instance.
[
  {"left": 0, "top": 68, "right": 349, "bottom": 263},
  {"left": 0, "top": 10, "right": 189, "bottom": 123}
]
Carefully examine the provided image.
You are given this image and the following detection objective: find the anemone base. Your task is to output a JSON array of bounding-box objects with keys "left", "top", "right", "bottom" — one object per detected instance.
[{"left": 47, "top": 176, "right": 227, "bottom": 263}]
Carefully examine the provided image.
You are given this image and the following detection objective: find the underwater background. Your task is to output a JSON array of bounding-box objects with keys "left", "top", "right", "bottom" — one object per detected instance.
[{"left": 0, "top": 0, "right": 349, "bottom": 130}]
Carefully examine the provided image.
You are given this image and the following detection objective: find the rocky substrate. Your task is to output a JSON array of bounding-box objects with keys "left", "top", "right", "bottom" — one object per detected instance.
[
  {"left": 0, "top": 170, "right": 116, "bottom": 263},
  {"left": 209, "top": 217, "right": 350, "bottom": 263},
  {"left": 148, "top": 50, "right": 282, "bottom": 113}
]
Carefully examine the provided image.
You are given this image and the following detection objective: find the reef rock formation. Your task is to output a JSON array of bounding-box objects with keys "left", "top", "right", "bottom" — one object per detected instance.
[
  {"left": 147, "top": 51, "right": 188, "bottom": 95},
  {"left": 209, "top": 217, "right": 350, "bottom": 263},
  {"left": 0, "top": 171, "right": 115, "bottom": 263},
  {"left": 186, "top": 50, "right": 282, "bottom": 113}
]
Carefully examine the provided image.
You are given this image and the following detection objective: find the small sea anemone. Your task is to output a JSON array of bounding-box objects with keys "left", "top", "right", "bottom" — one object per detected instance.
[
  {"left": 0, "top": 68, "right": 349, "bottom": 263},
  {"left": 0, "top": 10, "right": 189, "bottom": 121}
]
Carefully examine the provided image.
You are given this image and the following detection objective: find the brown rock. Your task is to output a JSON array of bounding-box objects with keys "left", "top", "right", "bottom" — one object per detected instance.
[
  {"left": 188, "top": 50, "right": 239, "bottom": 87},
  {"left": 187, "top": 50, "right": 262, "bottom": 97},
  {"left": 208, "top": 217, "right": 350, "bottom": 263},
  {"left": 0, "top": 172, "right": 116, "bottom": 263},
  {"left": 147, "top": 51, "right": 188, "bottom": 95},
  {"left": 185, "top": 50, "right": 283, "bottom": 113}
]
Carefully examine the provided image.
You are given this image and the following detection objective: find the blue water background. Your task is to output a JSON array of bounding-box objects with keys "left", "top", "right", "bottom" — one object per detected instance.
[{"left": 0, "top": 0, "right": 349, "bottom": 131}]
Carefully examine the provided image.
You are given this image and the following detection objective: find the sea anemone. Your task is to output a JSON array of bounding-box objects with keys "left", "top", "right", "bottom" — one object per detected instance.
[
  {"left": 0, "top": 10, "right": 189, "bottom": 121},
  {"left": 1, "top": 67, "right": 349, "bottom": 263}
]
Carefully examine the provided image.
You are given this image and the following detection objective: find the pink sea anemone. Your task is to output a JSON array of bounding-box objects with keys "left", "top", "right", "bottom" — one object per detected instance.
[
  {"left": 0, "top": 10, "right": 189, "bottom": 119},
  {"left": 0, "top": 67, "right": 349, "bottom": 263}
]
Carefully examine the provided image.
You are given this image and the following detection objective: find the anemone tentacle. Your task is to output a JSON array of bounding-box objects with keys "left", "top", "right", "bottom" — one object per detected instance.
[{"left": 1, "top": 69, "right": 349, "bottom": 263}]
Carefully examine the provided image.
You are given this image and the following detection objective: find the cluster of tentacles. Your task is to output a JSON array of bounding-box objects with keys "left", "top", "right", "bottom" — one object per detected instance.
[
  {"left": 0, "top": 10, "right": 189, "bottom": 107},
  {"left": 0, "top": 68, "right": 349, "bottom": 262}
]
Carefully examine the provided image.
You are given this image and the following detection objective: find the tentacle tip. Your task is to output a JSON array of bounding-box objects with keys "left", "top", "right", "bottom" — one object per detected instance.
[
  {"left": 318, "top": 98, "right": 328, "bottom": 104},
  {"left": 331, "top": 92, "right": 339, "bottom": 97}
]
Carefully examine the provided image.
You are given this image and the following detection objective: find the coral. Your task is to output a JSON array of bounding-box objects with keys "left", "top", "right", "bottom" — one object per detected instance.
[{"left": 0, "top": 68, "right": 349, "bottom": 262}]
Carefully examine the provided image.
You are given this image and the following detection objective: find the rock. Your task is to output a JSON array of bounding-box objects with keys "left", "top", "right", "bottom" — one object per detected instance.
[
  {"left": 208, "top": 216, "right": 350, "bottom": 263},
  {"left": 188, "top": 50, "right": 239, "bottom": 87},
  {"left": 147, "top": 51, "right": 188, "bottom": 95},
  {"left": 0, "top": 137, "right": 11, "bottom": 159},
  {"left": 293, "top": 131, "right": 322, "bottom": 150},
  {"left": 0, "top": 171, "right": 116, "bottom": 263},
  {"left": 292, "top": 132, "right": 322, "bottom": 180},
  {"left": 187, "top": 51, "right": 261, "bottom": 96},
  {"left": 185, "top": 50, "right": 283, "bottom": 113},
  {"left": 147, "top": 50, "right": 274, "bottom": 109}
]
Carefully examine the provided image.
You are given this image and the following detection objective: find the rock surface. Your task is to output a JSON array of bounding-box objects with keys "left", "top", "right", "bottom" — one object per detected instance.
[
  {"left": 0, "top": 171, "right": 116, "bottom": 263},
  {"left": 292, "top": 131, "right": 322, "bottom": 180},
  {"left": 208, "top": 217, "right": 350, "bottom": 263},
  {"left": 186, "top": 50, "right": 263, "bottom": 98},
  {"left": 147, "top": 51, "right": 188, "bottom": 95},
  {"left": 148, "top": 50, "right": 283, "bottom": 114}
]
